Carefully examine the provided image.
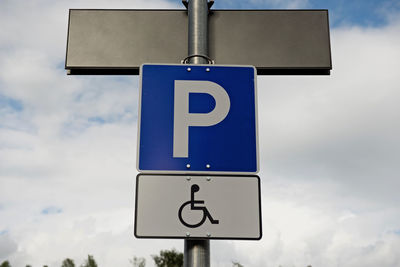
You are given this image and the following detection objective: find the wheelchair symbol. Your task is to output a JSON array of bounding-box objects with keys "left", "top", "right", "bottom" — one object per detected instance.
[{"left": 178, "top": 184, "right": 219, "bottom": 228}]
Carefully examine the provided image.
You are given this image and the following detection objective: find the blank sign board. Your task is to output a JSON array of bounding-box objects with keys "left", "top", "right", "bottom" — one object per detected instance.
[
  {"left": 135, "top": 174, "right": 262, "bottom": 240},
  {"left": 66, "top": 9, "right": 331, "bottom": 75}
]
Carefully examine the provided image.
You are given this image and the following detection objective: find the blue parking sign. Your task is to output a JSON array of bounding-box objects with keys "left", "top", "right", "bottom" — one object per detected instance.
[{"left": 137, "top": 64, "right": 258, "bottom": 174}]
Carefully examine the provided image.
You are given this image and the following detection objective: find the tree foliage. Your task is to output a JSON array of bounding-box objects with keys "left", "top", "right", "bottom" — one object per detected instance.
[
  {"left": 232, "top": 261, "right": 244, "bottom": 267},
  {"left": 62, "top": 258, "right": 76, "bottom": 267},
  {"left": 152, "top": 249, "right": 183, "bottom": 267},
  {"left": 0, "top": 261, "right": 11, "bottom": 267},
  {"left": 130, "top": 256, "right": 146, "bottom": 267},
  {"left": 81, "top": 255, "right": 98, "bottom": 267}
]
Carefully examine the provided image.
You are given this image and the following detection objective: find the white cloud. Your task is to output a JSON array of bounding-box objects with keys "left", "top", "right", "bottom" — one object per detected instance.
[
  {"left": 258, "top": 21, "right": 400, "bottom": 205},
  {"left": 231, "top": 16, "right": 400, "bottom": 267},
  {"left": 0, "top": 233, "right": 18, "bottom": 259}
]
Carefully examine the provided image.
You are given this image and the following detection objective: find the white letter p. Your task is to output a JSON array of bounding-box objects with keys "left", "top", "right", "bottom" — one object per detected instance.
[{"left": 173, "top": 80, "right": 230, "bottom": 158}]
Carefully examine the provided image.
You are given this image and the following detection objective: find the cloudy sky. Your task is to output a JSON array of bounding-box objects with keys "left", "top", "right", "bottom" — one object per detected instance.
[{"left": 1, "top": 0, "right": 400, "bottom": 266}]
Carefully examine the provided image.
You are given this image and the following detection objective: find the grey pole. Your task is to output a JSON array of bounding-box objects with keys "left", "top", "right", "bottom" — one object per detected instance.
[
  {"left": 187, "top": 0, "right": 209, "bottom": 64},
  {"left": 184, "top": 239, "right": 210, "bottom": 267},
  {"left": 184, "top": 0, "right": 211, "bottom": 267}
]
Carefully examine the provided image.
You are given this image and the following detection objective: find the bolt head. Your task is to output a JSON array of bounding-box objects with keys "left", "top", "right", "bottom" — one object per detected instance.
[
  {"left": 186, "top": 232, "right": 190, "bottom": 237},
  {"left": 206, "top": 233, "right": 211, "bottom": 237},
  {"left": 206, "top": 177, "right": 211, "bottom": 181},
  {"left": 206, "top": 164, "right": 211, "bottom": 169},
  {"left": 206, "top": 68, "right": 210, "bottom": 72},
  {"left": 186, "top": 164, "right": 191, "bottom": 169},
  {"left": 186, "top": 176, "right": 191, "bottom": 181},
  {"left": 187, "top": 67, "right": 191, "bottom": 72}
]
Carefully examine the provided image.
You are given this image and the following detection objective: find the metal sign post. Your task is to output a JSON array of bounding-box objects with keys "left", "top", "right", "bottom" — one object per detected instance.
[{"left": 185, "top": 1, "right": 211, "bottom": 266}]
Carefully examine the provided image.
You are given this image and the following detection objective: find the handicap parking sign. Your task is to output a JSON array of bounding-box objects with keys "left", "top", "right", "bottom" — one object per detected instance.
[
  {"left": 137, "top": 64, "right": 258, "bottom": 174},
  {"left": 135, "top": 174, "right": 262, "bottom": 239}
]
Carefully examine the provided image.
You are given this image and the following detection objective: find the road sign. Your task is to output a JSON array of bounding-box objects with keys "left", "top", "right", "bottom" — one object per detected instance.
[
  {"left": 134, "top": 174, "right": 262, "bottom": 240},
  {"left": 65, "top": 9, "right": 331, "bottom": 75},
  {"left": 64, "top": 2, "right": 333, "bottom": 264},
  {"left": 137, "top": 64, "right": 258, "bottom": 174}
]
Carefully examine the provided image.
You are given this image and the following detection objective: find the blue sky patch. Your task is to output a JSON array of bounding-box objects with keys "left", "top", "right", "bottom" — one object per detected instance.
[
  {"left": 177, "top": 0, "right": 400, "bottom": 28},
  {"left": 310, "top": 0, "right": 400, "bottom": 27},
  {"left": 41, "top": 206, "right": 63, "bottom": 215},
  {"left": 0, "top": 93, "right": 23, "bottom": 112},
  {"left": 87, "top": 113, "right": 130, "bottom": 125},
  {"left": 88, "top": 116, "right": 107, "bottom": 124}
]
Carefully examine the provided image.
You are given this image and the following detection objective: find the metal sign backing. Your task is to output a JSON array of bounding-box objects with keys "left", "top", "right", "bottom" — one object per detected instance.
[{"left": 65, "top": 9, "right": 331, "bottom": 75}]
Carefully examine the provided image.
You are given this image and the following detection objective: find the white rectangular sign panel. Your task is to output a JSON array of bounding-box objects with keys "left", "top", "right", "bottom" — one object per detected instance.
[{"left": 134, "top": 174, "right": 262, "bottom": 240}]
